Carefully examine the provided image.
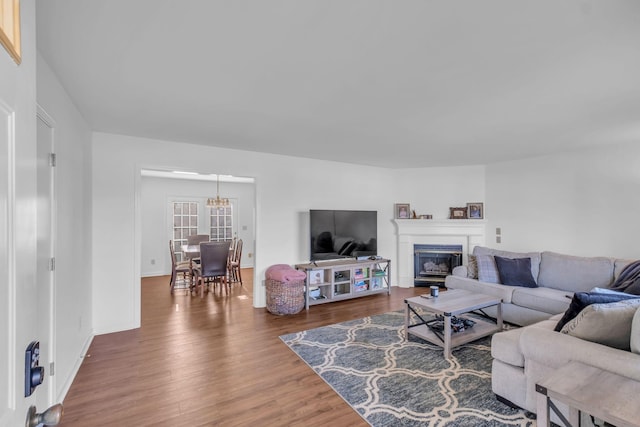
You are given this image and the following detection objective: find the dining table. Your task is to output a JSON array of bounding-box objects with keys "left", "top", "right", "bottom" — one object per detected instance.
[{"left": 181, "top": 244, "right": 201, "bottom": 260}]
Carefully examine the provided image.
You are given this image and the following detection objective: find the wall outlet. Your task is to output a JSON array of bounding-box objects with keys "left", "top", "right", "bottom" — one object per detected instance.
[
  {"left": 496, "top": 236, "right": 502, "bottom": 244},
  {"left": 496, "top": 227, "right": 502, "bottom": 235},
  {"left": 150, "top": 259, "right": 156, "bottom": 265}
]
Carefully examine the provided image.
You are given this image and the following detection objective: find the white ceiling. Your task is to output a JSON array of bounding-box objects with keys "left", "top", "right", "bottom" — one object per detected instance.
[{"left": 36, "top": 0, "right": 640, "bottom": 168}]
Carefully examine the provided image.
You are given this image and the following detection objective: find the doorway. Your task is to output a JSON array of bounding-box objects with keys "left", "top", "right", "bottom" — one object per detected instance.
[{"left": 138, "top": 169, "right": 256, "bottom": 293}]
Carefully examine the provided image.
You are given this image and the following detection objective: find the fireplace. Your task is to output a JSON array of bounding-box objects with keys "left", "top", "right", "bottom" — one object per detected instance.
[
  {"left": 414, "top": 244, "right": 462, "bottom": 287},
  {"left": 393, "top": 219, "right": 486, "bottom": 288}
]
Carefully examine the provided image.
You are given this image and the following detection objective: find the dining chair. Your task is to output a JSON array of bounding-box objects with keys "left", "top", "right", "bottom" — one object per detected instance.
[
  {"left": 193, "top": 241, "right": 231, "bottom": 297},
  {"left": 228, "top": 238, "right": 243, "bottom": 286},
  {"left": 169, "top": 240, "right": 192, "bottom": 293},
  {"left": 187, "top": 234, "right": 210, "bottom": 245}
]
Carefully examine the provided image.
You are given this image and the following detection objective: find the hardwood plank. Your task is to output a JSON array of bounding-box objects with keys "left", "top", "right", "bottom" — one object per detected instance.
[{"left": 58, "top": 269, "right": 426, "bottom": 426}]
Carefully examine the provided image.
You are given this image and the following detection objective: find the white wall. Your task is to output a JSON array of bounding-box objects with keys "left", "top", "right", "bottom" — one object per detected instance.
[
  {"left": 392, "top": 165, "right": 486, "bottom": 219},
  {"left": 36, "top": 53, "right": 93, "bottom": 402},
  {"left": 140, "top": 176, "right": 255, "bottom": 277},
  {"left": 486, "top": 141, "right": 640, "bottom": 258},
  {"left": 92, "top": 132, "right": 485, "bottom": 334}
]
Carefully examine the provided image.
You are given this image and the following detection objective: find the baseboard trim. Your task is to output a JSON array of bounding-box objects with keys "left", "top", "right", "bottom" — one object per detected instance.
[{"left": 57, "top": 332, "right": 94, "bottom": 403}]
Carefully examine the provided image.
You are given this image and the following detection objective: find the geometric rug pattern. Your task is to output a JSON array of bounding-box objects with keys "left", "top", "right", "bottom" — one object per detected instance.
[{"left": 280, "top": 310, "right": 534, "bottom": 426}]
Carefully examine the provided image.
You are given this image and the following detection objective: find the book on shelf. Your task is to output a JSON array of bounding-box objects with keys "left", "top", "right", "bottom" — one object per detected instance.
[{"left": 354, "top": 281, "right": 368, "bottom": 292}]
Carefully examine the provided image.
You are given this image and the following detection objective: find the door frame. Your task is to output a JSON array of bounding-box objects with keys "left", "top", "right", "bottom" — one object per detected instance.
[{"left": 36, "top": 105, "right": 57, "bottom": 406}]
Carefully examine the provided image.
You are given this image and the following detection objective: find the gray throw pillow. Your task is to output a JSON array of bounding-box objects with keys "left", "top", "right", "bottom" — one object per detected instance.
[
  {"left": 477, "top": 255, "right": 500, "bottom": 283},
  {"left": 560, "top": 299, "right": 640, "bottom": 350},
  {"left": 494, "top": 256, "right": 537, "bottom": 288}
]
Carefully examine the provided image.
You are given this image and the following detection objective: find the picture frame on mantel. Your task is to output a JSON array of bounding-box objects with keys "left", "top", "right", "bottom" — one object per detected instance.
[
  {"left": 449, "top": 207, "right": 467, "bottom": 219},
  {"left": 467, "top": 202, "right": 484, "bottom": 219},
  {"left": 395, "top": 203, "right": 410, "bottom": 219}
]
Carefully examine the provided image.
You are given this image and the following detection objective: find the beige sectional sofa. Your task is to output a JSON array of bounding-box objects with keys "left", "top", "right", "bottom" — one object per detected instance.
[
  {"left": 444, "top": 246, "right": 640, "bottom": 419},
  {"left": 491, "top": 313, "right": 640, "bottom": 416},
  {"left": 444, "top": 246, "right": 633, "bottom": 326}
]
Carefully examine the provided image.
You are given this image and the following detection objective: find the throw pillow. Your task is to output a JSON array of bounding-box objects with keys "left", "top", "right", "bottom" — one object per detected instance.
[
  {"left": 554, "top": 291, "right": 640, "bottom": 332},
  {"left": 467, "top": 255, "right": 478, "bottom": 279},
  {"left": 476, "top": 254, "right": 500, "bottom": 283},
  {"left": 631, "top": 308, "right": 640, "bottom": 354},
  {"left": 494, "top": 256, "right": 537, "bottom": 288},
  {"left": 560, "top": 299, "right": 640, "bottom": 350}
]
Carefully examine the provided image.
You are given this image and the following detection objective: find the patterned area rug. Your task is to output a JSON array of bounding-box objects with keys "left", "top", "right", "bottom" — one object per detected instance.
[{"left": 280, "top": 310, "right": 533, "bottom": 427}]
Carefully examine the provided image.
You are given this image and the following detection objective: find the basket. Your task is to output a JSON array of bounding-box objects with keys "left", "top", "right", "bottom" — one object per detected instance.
[{"left": 265, "top": 278, "right": 305, "bottom": 315}]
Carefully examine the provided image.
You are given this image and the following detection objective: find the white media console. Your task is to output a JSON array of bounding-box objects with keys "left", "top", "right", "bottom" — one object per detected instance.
[{"left": 295, "top": 258, "right": 391, "bottom": 309}]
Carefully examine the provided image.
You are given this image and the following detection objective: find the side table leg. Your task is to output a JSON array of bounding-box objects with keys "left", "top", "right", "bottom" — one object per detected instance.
[
  {"left": 404, "top": 303, "right": 409, "bottom": 340},
  {"left": 444, "top": 313, "right": 452, "bottom": 359},
  {"left": 569, "top": 407, "right": 580, "bottom": 427},
  {"left": 536, "top": 394, "right": 550, "bottom": 427}
]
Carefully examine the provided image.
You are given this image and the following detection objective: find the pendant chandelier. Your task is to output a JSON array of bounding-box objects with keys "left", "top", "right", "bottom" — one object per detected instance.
[{"left": 206, "top": 174, "right": 229, "bottom": 208}]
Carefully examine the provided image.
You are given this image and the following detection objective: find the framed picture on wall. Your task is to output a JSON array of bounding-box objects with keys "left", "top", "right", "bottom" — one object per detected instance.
[
  {"left": 395, "top": 203, "right": 410, "bottom": 219},
  {"left": 467, "top": 202, "right": 484, "bottom": 219},
  {"left": 0, "top": 0, "right": 21, "bottom": 64}
]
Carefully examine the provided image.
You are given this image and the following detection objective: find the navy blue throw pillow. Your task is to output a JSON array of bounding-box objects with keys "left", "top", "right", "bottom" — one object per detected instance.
[
  {"left": 553, "top": 291, "right": 640, "bottom": 332},
  {"left": 494, "top": 256, "right": 537, "bottom": 288}
]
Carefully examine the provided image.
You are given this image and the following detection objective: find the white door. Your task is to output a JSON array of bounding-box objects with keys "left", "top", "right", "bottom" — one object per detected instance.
[
  {"left": 36, "top": 112, "right": 56, "bottom": 408},
  {"left": 0, "top": 12, "right": 53, "bottom": 426}
]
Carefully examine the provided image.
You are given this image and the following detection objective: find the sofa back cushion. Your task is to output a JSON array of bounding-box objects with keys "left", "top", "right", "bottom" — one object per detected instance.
[
  {"left": 560, "top": 300, "right": 640, "bottom": 350},
  {"left": 538, "top": 251, "right": 614, "bottom": 292},
  {"left": 473, "top": 246, "right": 541, "bottom": 283}
]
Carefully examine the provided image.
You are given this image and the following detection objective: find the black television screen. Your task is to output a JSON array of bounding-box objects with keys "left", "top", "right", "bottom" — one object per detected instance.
[{"left": 310, "top": 210, "right": 377, "bottom": 261}]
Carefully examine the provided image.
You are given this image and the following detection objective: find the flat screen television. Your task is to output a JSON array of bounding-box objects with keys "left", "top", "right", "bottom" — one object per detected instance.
[{"left": 310, "top": 210, "right": 377, "bottom": 261}]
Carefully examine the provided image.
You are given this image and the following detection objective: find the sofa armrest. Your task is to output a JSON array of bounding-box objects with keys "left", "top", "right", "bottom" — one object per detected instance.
[
  {"left": 520, "top": 326, "right": 640, "bottom": 382},
  {"left": 444, "top": 275, "right": 515, "bottom": 303},
  {"left": 452, "top": 265, "right": 467, "bottom": 277}
]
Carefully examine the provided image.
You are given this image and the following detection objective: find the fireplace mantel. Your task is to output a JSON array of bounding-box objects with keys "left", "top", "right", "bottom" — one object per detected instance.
[{"left": 393, "top": 219, "right": 486, "bottom": 287}]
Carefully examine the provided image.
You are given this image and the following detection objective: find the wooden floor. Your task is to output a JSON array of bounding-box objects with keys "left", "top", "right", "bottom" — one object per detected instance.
[{"left": 59, "top": 270, "right": 426, "bottom": 426}]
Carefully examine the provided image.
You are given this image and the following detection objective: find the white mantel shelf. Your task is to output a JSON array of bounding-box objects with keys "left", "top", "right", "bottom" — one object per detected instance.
[{"left": 393, "top": 219, "right": 486, "bottom": 288}]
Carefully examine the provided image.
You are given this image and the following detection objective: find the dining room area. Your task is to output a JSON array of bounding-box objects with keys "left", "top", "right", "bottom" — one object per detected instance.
[{"left": 139, "top": 169, "right": 256, "bottom": 297}]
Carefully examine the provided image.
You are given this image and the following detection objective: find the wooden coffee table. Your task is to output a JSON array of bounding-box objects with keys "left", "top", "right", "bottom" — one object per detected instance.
[{"left": 404, "top": 289, "right": 503, "bottom": 359}]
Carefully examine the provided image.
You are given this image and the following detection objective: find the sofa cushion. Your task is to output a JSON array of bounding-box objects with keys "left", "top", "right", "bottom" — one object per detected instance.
[
  {"left": 511, "top": 287, "right": 572, "bottom": 315},
  {"left": 473, "top": 246, "right": 541, "bottom": 283},
  {"left": 492, "top": 316, "right": 560, "bottom": 367},
  {"left": 631, "top": 308, "right": 640, "bottom": 355},
  {"left": 538, "top": 251, "right": 614, "bottom": 292},
  {"left": 494, "top": 256, "right": 537, "bottom": 288},
  {"left": 560, "top": 299, "right": 640, "bottom": 350},
  {"left": 477, "top": 254, "right": 500, "bottom": 283},
  {"left": 554, "top": 291, "right": 640, "bottom": 332}
]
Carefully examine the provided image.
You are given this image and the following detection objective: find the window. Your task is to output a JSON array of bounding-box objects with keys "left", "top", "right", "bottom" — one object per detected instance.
[
  {"left": 209, "top": 205, "right": 233, "bottom": 241},
  {"left": 172, "top": 201, "right": 198, "bottom": 262}
]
